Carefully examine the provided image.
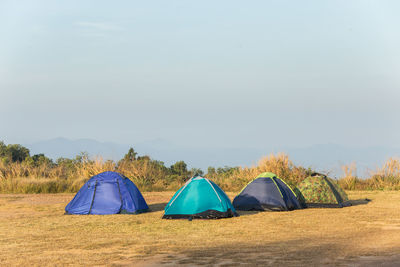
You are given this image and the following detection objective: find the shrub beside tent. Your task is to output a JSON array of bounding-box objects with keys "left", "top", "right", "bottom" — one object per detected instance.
[
  {"left": 65, "top": 171, "right": 149, "bottom": 215},
  {"left": 163, "top": 176, "right": 238, "bottom": 219},
  {"left": 233, "top": 172, "right": 302, "bottom": 211},
  {"left": 297, "top": 173, "right": 351, "bottom": 208}
]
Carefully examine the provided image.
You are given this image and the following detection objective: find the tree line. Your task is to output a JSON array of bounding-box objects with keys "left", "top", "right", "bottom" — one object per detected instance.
[{"left": 1, "top": 140, "right": 399, "bottom": 193}]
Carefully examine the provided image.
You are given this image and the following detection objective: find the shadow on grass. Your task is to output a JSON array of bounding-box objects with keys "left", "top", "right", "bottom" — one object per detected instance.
[
  {"left": 150, "top": 236, "right": 399, "bottom": 266},
  {"left": 159, "top": 239, "right": 337, "bottom": 266},
  {"left": 148, "top": 202, "right": 168, "bottom": 212},
  {"left": 349, "top": 198, "right": 372, "bottom": 206},
  {"left": 148, "top": 199, "right": 371, "bottom": 214},
  {"left": 236, "top": 210, "right": 262, "bottom": 216},
  {"left": 305, "top": 199, "right": 372, "bottom": 209}
]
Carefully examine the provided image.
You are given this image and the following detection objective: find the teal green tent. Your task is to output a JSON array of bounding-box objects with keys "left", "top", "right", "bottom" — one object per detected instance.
[{"left": 163, "top": 176, "right": 238, "bottom": 219}]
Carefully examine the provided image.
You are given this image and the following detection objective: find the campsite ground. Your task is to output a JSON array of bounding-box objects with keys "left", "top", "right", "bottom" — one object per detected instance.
[{"left": 0, "top": 191, "right": 400, "bottom": 266}]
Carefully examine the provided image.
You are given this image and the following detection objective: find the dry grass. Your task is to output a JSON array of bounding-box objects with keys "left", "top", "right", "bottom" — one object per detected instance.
[
  {"left": 339, "top": 158, "right": 400, "bottom": 191},
  {"left": 211, "top": 153, "right": 310, "bottom": 191},
  {"left": 0, "top": 156, "right": 115, "bottom": 180},
  {"left": 1, "top": 191, "right": 400, "bottom": 266},
  {"left": 2, "top": 153, "right": 400, "bottom": 193},
  {"left": 0, "top": 153, "right": 310, "bottom": 194}
]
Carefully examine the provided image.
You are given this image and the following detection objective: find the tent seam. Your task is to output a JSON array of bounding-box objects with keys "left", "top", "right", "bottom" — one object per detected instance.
[
  {"left": 278, "top": 177, "right": 298, "bottom": 197},
  {"left": 88, "top": 181, "right": 98, "bottom": 214},
  {"left": 323, "top": 176, "right": 343, "bottom": 205},
  {"left": 237, "top": 178, "right": 255, "bottom": 196},
  {"left": 205, "top": 178, "right": 222, "bottom": 204},
  {"left": 166, "top": 177, "right": 193, "bottom": 211},
  {"left": 271, "top": 177, "right": 284, "bottom": 199},
  {"left": 116, "top": 179, "right": 123, "bottom": 213}
]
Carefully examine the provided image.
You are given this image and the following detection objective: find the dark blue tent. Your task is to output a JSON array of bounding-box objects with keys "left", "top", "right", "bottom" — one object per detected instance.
[
  {"left": 65, "top": 171, "right": 149, "bottom": 215},
  {"left": 233, "top": 172, "right": 302, "bottom": 211}
]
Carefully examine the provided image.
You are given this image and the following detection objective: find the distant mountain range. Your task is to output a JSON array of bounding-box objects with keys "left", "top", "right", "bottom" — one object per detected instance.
[
  {"left": 26, "top": 137, "right": 400, "bottom": 178},
  {"left": 27, "top": 137, "right": 129, "bottom": 161}
]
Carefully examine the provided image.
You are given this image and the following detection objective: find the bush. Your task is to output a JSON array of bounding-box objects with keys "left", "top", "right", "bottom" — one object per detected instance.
[{"left": 1, "top": 140, "right": 400, "bottom": 193}]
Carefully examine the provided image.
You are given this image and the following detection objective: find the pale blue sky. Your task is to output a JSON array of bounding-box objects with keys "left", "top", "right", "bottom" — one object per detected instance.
[{"left": 1, "top": 1, "right": 400, "bottom": 150}]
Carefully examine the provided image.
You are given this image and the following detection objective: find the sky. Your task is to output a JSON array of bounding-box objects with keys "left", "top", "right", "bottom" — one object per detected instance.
[{"left": 1, "top": 0, "right": 400, "bottom": 151}]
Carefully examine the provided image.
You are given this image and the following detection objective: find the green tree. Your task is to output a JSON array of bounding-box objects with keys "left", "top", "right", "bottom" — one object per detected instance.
[
  {"left": 190, "top": 168, "right": 204, "bottom": 177},
  {"left": 74, "top": 152, "right": 90, "bottom": 164},
  {"left": 171, "top": 161, "right": 188, "bottom": 176},
  {"left": 0, "top": 141, "right": 7, "bottom": 158},
  {"left": 31, "top": 154, "right": 53, "bottom": 166},
  {"left": 207, "top": 167, "right": 216, "bottom": 175},
  {"left": 124, "top": 148, "right": 137, "bottom": 162},
  {"left": 56, "top": 157, "right": 75, "bottom": 166},
  {"left": 6, "top": 144, "right": 30, "bottom": 162},
  {"left": 56, "top": 157, "right": 77, "bottom": 179},
  {"left": 137, "top": 155, "right": 150, "bottom": 161}
]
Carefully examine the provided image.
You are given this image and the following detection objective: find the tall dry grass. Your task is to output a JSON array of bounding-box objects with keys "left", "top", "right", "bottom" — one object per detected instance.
[
  {"left": 0, "top": 153, "right": 311, "bottom": 193},
  {"left": 2, "top": 153, "right": 400, "bottom": 193},
  {"left": 368, "top": 157, "right": 400, "bottom": 190},
  {"left": 338, "top": 162, "right": 361, "bottom": 190},
  {"left": 338, "top": 158, "right": 400, "bottom": 190},
  {"left": 0, "top": 156, "right": 116, "bottom": 193},
  {"left": 0, "top": 155, "right": 182, "bottom": 193},
  {"left": 211, "top": 153, "right": 311, "bottom": 191}
]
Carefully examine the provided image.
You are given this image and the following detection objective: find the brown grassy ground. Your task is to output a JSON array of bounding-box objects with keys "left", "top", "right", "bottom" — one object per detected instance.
[{"left": 0, "top": 191, "right": 400, "bottom": 266}]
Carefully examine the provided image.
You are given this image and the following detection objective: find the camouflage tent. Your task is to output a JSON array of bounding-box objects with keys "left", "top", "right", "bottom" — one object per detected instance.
[{"left": 297, "top": 174, "right": 350, "bottom": 208}]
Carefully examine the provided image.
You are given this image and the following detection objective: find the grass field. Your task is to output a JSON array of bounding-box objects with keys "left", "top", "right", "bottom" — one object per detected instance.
[{"left": 1, "top": 191, "right": 400, "bottom": 266}]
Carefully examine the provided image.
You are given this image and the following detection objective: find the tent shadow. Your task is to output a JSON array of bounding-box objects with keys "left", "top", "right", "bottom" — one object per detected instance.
[
  {"left": 305, "top": 198, "right": 372, "bottom": 209},
  {"left": 348, "top": 198, "right": 372, "bottom": 206},
  {"left": 148, "top": 202, "right": 168, "bottom": 212},
  {"left": 236, "top": 210, "right": 262, "bottom": 216}
]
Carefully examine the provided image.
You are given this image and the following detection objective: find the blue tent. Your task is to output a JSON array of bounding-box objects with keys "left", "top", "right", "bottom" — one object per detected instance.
[
  {"left": 233, "top": 172, "right": 302, "bottom": 211},
  {"left": 65, "top": 171, "right": 149, "bottom": 215}
]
